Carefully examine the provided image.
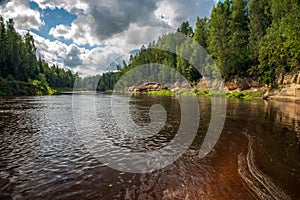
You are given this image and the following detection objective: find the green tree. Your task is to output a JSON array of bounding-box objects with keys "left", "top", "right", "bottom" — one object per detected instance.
[
  {"left": 193, "top": 17, "right": 209, "bottom": 49},
  {"left": 207, "top": 0, "right": 231, "bottom": 79},
  {"left": 227, "top": 0, "right": 250, "bottom": 77},
  {"left": 248, "top": 0, "right": 272, "bottom": 69},
  {"left": 177, "top": 21, "right": 193, "bottom": 37},
  {"left": 258, "top": 0, "right": 300, "bottom": 86}
]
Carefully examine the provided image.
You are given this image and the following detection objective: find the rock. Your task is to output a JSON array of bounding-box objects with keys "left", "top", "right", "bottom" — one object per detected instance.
[
  {"left": 128, "top": 86, "right": 136, "bottom": 93},
  {"left": 277, "top": 84, "right": 298, "bottom": 97},
  {"left": 297, "top": 72, "right": 300, "bottom": 84},
  {"left": 129, "top": 82, "right": 167, "bottom": 93},
  {"left": 283, "top": 74, "right": 294, "bottom": 85},
  {"left": 235, "top": 78, "right": 251, "bottom": 90},
  {"left": 171, "top": 87, "right": 180, "bottom": 92},
  {"left": 172, "top": 81, "right": 181, "bottom": 89},
  {"left": 249, "top": 80, "right": 264, "bottom": 88},
  {"left": 263, "top": 90, "right": 270, "bottom": 99},
  {"left": 196, "top": 79, "right": 208, "bottom": 90},
  {"left": 296, "top": 87, "right": 300, "bottom": 98},
  {"left": 278, "top": 73, "right": 284, "bottom": 85},
  {"left": 180, "top": 81, "right": 190, "bottom": 89},
  {"left": 225, "top": 82, "right": 238, "bottom": 91},
  {"left": 291, "top": 74, "right": 298, "bottom": 83}
]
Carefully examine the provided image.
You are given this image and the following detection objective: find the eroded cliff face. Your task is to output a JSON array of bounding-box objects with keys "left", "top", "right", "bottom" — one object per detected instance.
[
  {"left": 276, "top": 85, "right": 300, "bottom": 98},
  {"left": 196, "top": 78, "right": 265, "bottom": 92},
  {"left": 278, "top": 72, "right": 300, "bottom": 85},
  {"left": 272, "top": 72, "right": 300, "bottom": 100}
]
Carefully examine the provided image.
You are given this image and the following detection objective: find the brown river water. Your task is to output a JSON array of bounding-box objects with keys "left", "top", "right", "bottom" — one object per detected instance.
[{"left": 0, "top": 93, "right": 299, "bottom": 199}]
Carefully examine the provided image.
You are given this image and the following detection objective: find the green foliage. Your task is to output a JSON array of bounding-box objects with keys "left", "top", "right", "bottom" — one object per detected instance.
[
  {"left": 258, "top": 0, "right": 300, "bottom": 86},
  {"left": 177, "top": 21, "right": 194, "bottom": 37},
  {"left": 227, "top": 0, "right": 250, "bottom": 76},
  {"left": 193, "top": 17, "right": 209, "bottom": 49},
  {"left": 0, "top": 16, "right": 76, "bottom": 95},
  {"left": 208, "top": 0, "right": 250, "bottom": 79},
  {"left": 2, "top": 0, "right": 297, "bottom": 94},
  {"left": 147, "top": 90, "right": 174, "bottom": 96},
  {"left": 248, "top": 0, "right": 272, "bottom": 69},
  {"left": 226, "top": 91, "right": 264, "bottom": 99},
  {"left": 48, "top": 0, "right": 300, "bottom": 92},
  {"left": 207, "top": 0, "right": 231, "bottom": 79},
  {"left": 89, "top": 0, "right": 299, "bottom": 92}
]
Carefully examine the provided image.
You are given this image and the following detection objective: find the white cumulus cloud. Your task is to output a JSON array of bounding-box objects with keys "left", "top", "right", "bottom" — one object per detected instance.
[
  {"left": 0, "top": 0, "right": 44, "bottom": 30},
  {"left": 1, "top": 0, "right": 218, "bottom": 76}
]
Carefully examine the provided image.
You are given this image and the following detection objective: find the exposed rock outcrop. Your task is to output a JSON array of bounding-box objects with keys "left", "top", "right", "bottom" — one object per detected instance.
[
  {"left": 128, "top": 83, "right": 168, "bottom": 93},
  {"left": 197, "top": 77, "right": 263, "bottom": 92},
  {"left": 270, "top": 84, "right": 300, "bottom": 103}
]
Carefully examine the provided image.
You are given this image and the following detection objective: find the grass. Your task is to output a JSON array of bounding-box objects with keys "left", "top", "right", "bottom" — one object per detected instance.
[
  {"left": 147, "top": 90, "right": 174, "bottom": 96},
  {"left": 226, "top": 91, "right": 264, "bottom": 99},
  {"left": 145, "top": 88, "right": 264, "bottom": 100}
]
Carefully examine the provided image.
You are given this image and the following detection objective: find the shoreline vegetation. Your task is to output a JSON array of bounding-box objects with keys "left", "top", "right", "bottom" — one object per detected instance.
[
  {"left": 145, "top": 89, "right": 264, "bottom": 100},
  {"left": 0, "top": 16, "right": 77, "bottom": 96},
  {"left": 1, "top": 0, "right": 299, "bottom": 99},
  {"left": 107, "top": 78, "right": 300, "bottom": 102},
  {"left": 77, "top": 0, "right": 299, "bottom": 103},
  {"left": 107, "top": 85, "right": 300, "bottom": 103}
]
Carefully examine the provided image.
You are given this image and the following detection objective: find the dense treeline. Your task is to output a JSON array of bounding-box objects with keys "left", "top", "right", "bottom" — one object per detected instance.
[
  {"left": 0, "top": 16, "right": 76, "bottom": 95},
  {"left": 92, "top": 0, "right": 299, "bottom": 91}
]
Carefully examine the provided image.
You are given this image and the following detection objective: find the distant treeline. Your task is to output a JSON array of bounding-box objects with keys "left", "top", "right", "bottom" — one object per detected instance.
[
  {"left": 81, "top": 0, "right": 299, "bottom": 91},
  {"left": 0, "top": 16, "right": 77, "bottom": 95}
]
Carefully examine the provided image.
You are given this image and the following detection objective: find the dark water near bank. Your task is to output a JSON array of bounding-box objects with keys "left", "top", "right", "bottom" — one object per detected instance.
[{"left": 0, "top": 94, "right": 299, "bottom": 200}]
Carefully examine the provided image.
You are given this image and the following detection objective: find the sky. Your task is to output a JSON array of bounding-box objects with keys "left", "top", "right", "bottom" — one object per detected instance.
[{"left": 0, "top": 0, "right": 218, "bottom": 76}]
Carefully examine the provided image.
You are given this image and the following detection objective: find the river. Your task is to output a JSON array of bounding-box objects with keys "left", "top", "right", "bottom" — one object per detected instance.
[{"left": 0, "top": 93, "right": 299, "bottom": 199}]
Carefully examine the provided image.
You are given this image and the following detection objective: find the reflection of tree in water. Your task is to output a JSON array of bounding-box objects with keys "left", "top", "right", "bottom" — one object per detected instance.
[
  {"left": 268, "top": 100, "right": 300, "bottom": 136},
  {"left": 250, "top": 100, "right": 300, "bottom": 199}
]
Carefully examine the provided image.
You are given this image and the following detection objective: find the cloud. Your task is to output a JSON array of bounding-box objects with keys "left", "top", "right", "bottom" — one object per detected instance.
[
  {"left": 154, "top": 0, "right": 216, "bottom": 28},
  {"left": 48, "top": 0, "right": 170, "bottom": 46},
  {"left": 64, "top": 44, "right": 83, "bottom": 67},
  {"left": 30, "top": 0, "right": 88, "bottom": 12},
  {"left": 49, "top": 15, "right": 100, "bottom": 46},
  {"left": 0, "top": 0, "right": 44, "bottom": 30},
  {"left": 28, "top": 31, "right": 125, "bottom": 76},
  {"left": 47, "top": 0, "right": 216, "bottom": 47},
  {"left": 1, "top": 0, "right": 218, "bottom": 76}
]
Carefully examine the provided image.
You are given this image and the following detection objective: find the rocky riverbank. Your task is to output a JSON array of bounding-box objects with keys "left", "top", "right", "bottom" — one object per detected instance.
[
  {"left": 269, "top": 84, "right": 300, "bottom": 103},
  {"left": 128, "top": 72, "right": 300, "bottom": 102}
]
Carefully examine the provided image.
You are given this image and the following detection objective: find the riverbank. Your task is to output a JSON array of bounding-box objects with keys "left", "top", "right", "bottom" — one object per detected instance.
[
  {"left": 145, "top": 75, "right": 300, "bottom": 102},
  {"left": 269, "top": 84, "right": 300, "bottom": 103},
  {"left": 147, "top": 85, "right": 300, "bottom": 102},
  {"left": 0, "top": 78, "right": 73, "bottom": 96}
]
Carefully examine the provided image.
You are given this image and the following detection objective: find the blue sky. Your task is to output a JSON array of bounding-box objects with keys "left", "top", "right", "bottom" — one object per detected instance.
[
  {"left": 29, "top": 1, "right": 77, "bottom": 46},
  {"left": 0, "top": 0, "right": 217, "bottom": 76}
]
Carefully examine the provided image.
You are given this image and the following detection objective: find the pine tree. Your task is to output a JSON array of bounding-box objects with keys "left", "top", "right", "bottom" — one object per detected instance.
[
  {"left": 0, "top": 16, "right": 7, "bottom": 78},
  {"left": 227, "top": 0, "right": 250, "bottom": 77},
  {"left": 248, "top": 0, "right": 272, "bottom": 69},
  {"left": 193, "top": 17, "right": 209, "bottom": 49},
  {"left": 177, "top": 21, "right": 194, "bottom": 37},
  {"left": 207, "top": 0, "right": 231, "bottom": 79}
]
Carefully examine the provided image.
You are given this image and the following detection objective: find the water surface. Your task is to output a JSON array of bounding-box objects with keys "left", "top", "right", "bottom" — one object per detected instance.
[{"left": 0, "top": 94, "right": 299, "bottom": 199}]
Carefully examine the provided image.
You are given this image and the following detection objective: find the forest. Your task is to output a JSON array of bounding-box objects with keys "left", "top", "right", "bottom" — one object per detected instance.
[
  {"left": 1, "top": 0, "right": 299, "bottom": 94},
  {"left": 80, "top": 0, "right": 299, "bottom": 92},
  {"left": 0, "top": 16, "right": 77, "bottom": 95}
]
